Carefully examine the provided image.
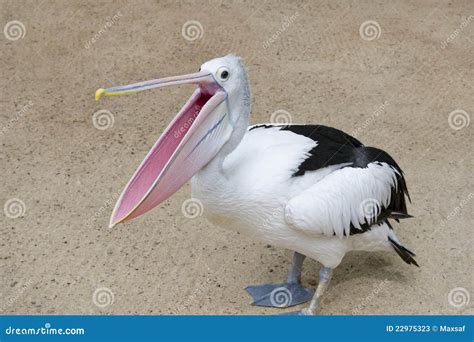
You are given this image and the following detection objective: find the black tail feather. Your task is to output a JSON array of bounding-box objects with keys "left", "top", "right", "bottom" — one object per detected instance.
[
  {"left": 388, "top": 211, "right": 413, "bottom": 220},
  {"left": 388, "top": 236, "right": 419, "bottom": 267}
]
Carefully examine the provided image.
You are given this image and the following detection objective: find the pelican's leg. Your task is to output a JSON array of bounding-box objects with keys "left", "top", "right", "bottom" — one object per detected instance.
[
  {"left": 299, "top": 266, "right": 333, "bottom": 315},
  {"left": 245, "top": 252, "right": 314, "bottom": 308},
  {"left": 287, "top": 251, "right": 305, "bottom": 284}
]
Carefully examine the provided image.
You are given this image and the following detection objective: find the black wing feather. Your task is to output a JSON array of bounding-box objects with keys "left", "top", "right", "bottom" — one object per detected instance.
[{"left": 250, "top": 124, "right": 411, "bottom": 235}]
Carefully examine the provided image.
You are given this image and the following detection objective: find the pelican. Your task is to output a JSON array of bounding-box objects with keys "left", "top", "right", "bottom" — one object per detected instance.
[{"left": 96, "top": 54, "right": 417, "bottom": 315}]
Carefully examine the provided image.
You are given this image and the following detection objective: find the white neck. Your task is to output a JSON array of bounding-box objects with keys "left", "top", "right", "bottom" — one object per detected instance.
[{"left": 200, "top": 82, "right": 251, "bottom": 177}]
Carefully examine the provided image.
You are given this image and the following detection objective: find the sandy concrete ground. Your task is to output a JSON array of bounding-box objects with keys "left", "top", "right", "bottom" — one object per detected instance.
[{"left": 1, "top": 0, "right": 473, "bottom": 315}]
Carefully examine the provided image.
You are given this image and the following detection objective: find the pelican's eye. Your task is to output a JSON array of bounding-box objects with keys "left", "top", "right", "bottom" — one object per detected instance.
[{"left": 216, "top": 67, "right": 230, "bottom": 81}]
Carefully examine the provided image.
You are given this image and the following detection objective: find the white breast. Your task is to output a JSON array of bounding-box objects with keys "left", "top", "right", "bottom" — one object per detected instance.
[{"left": 191, "top": 126, "right": 394, "bottom": 268}]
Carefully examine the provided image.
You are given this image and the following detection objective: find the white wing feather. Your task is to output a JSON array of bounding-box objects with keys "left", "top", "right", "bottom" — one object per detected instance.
[{"left": 284, "top": 162, "right": 400, "bottom": 238}]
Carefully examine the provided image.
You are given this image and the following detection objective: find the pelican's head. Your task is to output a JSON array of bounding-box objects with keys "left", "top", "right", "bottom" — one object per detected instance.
[
  {"left": 198, "top": 55, "right": 250, "bottom": 110},
  {"left": 96, "top": 55, "right": 250, "bottom": 228}
]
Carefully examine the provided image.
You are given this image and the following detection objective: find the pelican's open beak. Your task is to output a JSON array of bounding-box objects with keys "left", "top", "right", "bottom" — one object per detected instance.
[{"left": 97, "top": 70, "right": 233, "bottom": 228}]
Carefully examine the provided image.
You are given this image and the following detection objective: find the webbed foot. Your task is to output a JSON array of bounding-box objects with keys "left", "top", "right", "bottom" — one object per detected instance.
[{"left": 245, "top": 283, "right": 314, "bottom": 308}]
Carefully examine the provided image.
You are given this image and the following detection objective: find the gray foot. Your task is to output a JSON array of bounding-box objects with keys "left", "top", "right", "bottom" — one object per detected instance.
[{"left": 245, "top": 283, "right": 314, "bottom": 308}]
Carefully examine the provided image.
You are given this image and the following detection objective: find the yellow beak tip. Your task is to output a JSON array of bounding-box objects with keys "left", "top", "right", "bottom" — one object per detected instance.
[{"left": 95, "top": 88, "right": 106, "bottom": 101}]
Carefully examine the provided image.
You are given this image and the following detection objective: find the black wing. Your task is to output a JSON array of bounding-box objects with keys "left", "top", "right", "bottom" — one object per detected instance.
[{"left": 250, "top": 124, "right": 411, "bottom": 234}]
